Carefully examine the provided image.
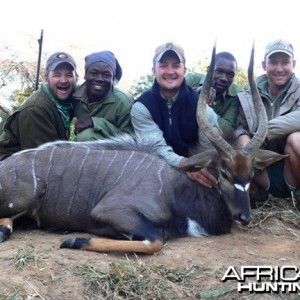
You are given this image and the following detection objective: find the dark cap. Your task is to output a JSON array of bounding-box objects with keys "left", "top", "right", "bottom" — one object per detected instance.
[
  {"left": 153, "top": 42, "right": 185, "bottom": 64},
  {"left": 46, "top": 52, "right": 77, "bottom": 71},
  {"left": 264, "top": 39, "right": 294, "bottom": 59}
]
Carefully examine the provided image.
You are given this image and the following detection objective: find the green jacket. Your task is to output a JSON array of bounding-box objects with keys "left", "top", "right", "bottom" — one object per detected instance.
[
  {"left": 237, "top": 74, "right": 300, "bottom": 145},
  {"left": 185, "top": 72, "right": 242, "bottom": 132},
  {"left": 0, "top": 88, "right": 69, "bottom": 160},
  {"left": 72, "top": 83, "right": 134, "bottom": 141}
]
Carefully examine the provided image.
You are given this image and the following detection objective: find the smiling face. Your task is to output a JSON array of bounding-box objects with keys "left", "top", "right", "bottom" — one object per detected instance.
[
  {"left": 262, "top": 52, "right": 296, "bottom": 93},
  {"left": 84, "top": 61, "right": 114, "bottom": 103},
  {"left": 152, "top": 51, "right": 186, "bottom": 99},
  {"left": 46, "top": 63, "right": 78, "bottom": 101}
]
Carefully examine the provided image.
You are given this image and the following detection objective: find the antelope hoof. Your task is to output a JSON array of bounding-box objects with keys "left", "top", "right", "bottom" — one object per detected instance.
[
  {"left": 0, "top": 224, "right": 13, "bottom": 242},
  {"left": 60, "top": 237, "right": 90, "bottom": 249}
]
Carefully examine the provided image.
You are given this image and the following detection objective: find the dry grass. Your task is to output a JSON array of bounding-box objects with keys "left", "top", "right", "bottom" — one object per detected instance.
[
  {"left": 75, "top": 258, "right": 200, "bottom": 299},
  {"left": 251, "top": 194, "right": 300, "bottom": 229}
]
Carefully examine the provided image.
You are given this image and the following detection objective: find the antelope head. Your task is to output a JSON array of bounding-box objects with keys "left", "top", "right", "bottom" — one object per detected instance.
[{"left": 180, "top": 42, "right": 287, "bottom": 225}]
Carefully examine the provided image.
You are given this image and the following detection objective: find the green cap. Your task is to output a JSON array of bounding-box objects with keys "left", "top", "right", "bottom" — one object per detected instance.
[{"left": 264, "top": 39, "right": 294, "bottom": 59}]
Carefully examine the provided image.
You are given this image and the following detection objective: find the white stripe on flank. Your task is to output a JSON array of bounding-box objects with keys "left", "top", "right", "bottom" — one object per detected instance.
[
  {"left": 45, "top": 146, "right": 57, "bottom": 181},
  {"left": 113, "top": 150, "right": 135, "bottom": 184},
  {"left": 156, "top": 163, "right": 165, "bottom": 195},
  {"left": 89, "top": 150, "right": 106, "bottom": 207},
  {"left": 31, "top": 152, "right": 38, "bottom": 196},
  {"left": 67, "top": 147, "right": 91, "bottom": 215}
]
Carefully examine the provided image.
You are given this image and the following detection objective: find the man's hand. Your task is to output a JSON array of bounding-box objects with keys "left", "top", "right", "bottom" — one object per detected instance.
[
  {"left": 186, "top": 167, "right": 218, "bottom": 188},
  {"left": 179, "top": 157, "right": 218, "bottom": 188},
  {"left": 75, "top": 117, "right": 93, "bottom": 134},
  {"left": 238, "top": 134, "right": 251, "bottom": 148},
  {"left": 195, "top": 86, "right": 216, "bottom": 106},
  {"left": 207, "top": 87, "right": 216, "bottom": 106}
]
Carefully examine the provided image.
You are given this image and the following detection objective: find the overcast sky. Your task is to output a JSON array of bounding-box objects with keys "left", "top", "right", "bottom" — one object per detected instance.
[{"left": 1, "top": 0, "right": 299, "bottom": 88}]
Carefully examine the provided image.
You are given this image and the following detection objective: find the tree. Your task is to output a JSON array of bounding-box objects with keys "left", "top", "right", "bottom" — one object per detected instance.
[
  {"left": 234, "top": 67, "right": 248, "bottom": 89},
  {"left": 9, "top": 86, "right": 35, "bottom": 109},
  {"left": 188, "top": 55, "right": 210, "bottom": 74},
  {"left": 0, "top": 33, "right": 44, "bottom": 117},
  {"left": 129, "top": 74, "right": 154, "bottom": 99},
  {"left": 0, "top": 58, "right": 38, "bottom": 130}
]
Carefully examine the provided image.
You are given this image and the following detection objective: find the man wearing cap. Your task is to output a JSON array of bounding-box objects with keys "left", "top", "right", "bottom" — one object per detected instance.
[
  {"left": 0, "top": 51, "right": 78, "bottom": 160},
  {"left": 237, "top": 39, "right": 300, "bottom": 204},
  {"left": 72, "top": 50, "right": 133, "bottom": 141},
  {"left": 131, "top": 42, "right": 219, "bottom": 188}
]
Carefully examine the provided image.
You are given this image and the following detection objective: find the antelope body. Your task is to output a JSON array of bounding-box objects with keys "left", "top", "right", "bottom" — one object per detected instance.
[
  {"left": 0, "top": 137, "right": 235, "bottom": 252},
  {"left": 0, "top": 45, "right": 286, "bottom": 254}
]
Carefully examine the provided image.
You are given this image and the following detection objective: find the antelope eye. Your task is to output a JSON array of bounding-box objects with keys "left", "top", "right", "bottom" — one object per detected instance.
[{"left": 220, "top": 171, "right": 229, "bottom": 180}]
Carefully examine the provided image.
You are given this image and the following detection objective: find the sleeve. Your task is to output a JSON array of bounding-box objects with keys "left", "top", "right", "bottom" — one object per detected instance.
[
  {"left": 130, "top": 102, "right": 183, "bottom": 167},
  {"left": 92, "top": 113, "right": 133, "bottom": 137},
  {"left": 235, "top": 92, "right": 253, "bottom": 138},
  {"left": 92, "top": 98, "right": 134, "bottom": 138},
  {"left": 267, "top": 110, "right": 300, "bottom": 141},
  {"left": 18, "top": 106, "right": 63, "bottom": 149},
  {"left": 185, "top": 73, "right": 206, "bottom": 87}
]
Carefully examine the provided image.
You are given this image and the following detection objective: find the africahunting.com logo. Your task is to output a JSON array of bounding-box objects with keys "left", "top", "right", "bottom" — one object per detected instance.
[{"left": 222, "top": 266, "right": 300, "bottom": 293}]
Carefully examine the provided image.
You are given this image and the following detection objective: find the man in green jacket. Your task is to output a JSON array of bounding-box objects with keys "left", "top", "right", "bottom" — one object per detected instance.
[
  {"left": 0, "top": 52, "right": 78, "bottom": 160},
  {"left": 237, "top": 39, "right": 300, "bottom": 204},
  {"left": 185, "top": 52, "right": 242, "bottom": 133},
  {"left": 73, "top": 51, "right": 133, "bottom": 141}
]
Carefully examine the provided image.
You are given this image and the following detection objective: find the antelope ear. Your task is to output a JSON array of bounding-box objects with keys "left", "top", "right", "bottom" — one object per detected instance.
[
  {"left": 253, "top": 149, "right": 289, "bottom": 170},
  {"left": 178, "top": 149, "right": 218, "bottom": 172}
]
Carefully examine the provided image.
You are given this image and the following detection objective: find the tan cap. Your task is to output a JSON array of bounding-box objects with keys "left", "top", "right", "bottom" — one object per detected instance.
[
  {"left": 265, "top": 39, "right": 294, "bottom": 59},
  {"left": 153, "top": 42, "right": 185, "bottom": 63}
]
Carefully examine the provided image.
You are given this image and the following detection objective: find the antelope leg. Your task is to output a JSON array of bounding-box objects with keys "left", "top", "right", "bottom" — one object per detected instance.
[
  {"left": 0, "top": 218, "right": 13, "bottom": 242},
  {"left": 60, "top": 237, "right": 164, "bottom": 255}
]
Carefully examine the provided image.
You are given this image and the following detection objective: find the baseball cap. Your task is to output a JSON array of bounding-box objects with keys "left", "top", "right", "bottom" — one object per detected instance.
[
  {"left": 46, "top": 52, "right": 77, "bottom": 71},
  {"left": 264, "top": 39, "right": 294, "bottom": 59},
  {"left": 153, "top": 42, "right": 185, "bottom": 64}
]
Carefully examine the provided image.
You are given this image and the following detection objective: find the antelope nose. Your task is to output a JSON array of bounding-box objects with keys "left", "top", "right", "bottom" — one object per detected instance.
[{"left": 239, "top": 213, "right": 252, "bottom": 225}]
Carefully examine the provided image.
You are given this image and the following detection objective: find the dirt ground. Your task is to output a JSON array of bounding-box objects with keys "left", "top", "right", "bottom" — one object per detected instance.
[{"left": 0, "top": 208, "right": 299, "bottom": 300}]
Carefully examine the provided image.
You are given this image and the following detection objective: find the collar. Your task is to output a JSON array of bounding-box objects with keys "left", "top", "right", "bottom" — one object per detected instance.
[
  {"left": 160, "top": 92, "right": 179, "bottom": 105},
  {"left": 42, "top": 84, "right": 73, "bottom": 128},
  {"left": 257, "top": 74, "right": 294, "bottom": 97},
  {"left": 73, "top": 82, "right": 115, "bottom": 105}
]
